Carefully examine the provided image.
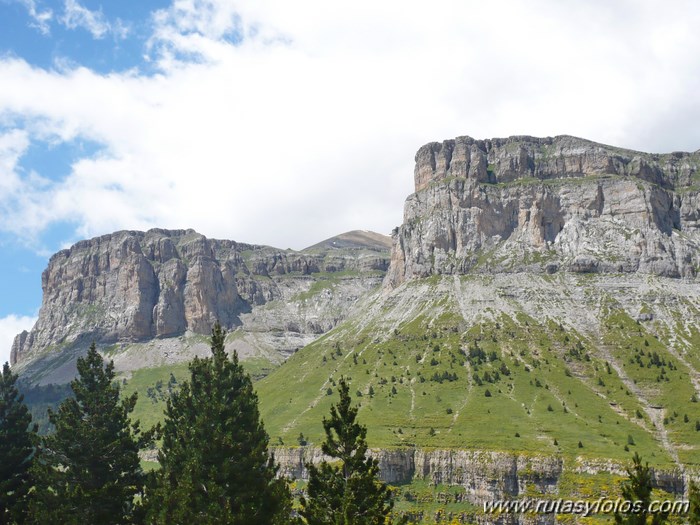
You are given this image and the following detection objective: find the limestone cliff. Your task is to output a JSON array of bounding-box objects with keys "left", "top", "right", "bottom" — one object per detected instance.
[
  {"left": 253, "top": 134, "right": 700, "bottom": 501},
  {"left": 272, "top": 447, "right": 685, "bottom": 502},
  {"left": 387, "top": 135, "right": 700, "bottom": 286},
  {"left": 12, "top": 229, "right": 390, "bottom": 384}
]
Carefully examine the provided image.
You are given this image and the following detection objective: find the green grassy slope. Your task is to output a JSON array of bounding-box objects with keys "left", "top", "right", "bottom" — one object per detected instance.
[
  {"left": 256, "top": 276, "right": 700, "bottom": 468},
  {"left": 118, "top": 356, "right": 277, "bottom": 433}
]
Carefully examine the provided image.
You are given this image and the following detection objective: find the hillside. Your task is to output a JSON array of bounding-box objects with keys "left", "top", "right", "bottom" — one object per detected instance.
[
  {"left": 11, "top": 134, "right": 700, "bottom": 518},
  {"left": 258, "top": 273, "right": 700, "bottom": 466},
  {"left": 253, "top": 135, "right": 700, "bottom": 510}
]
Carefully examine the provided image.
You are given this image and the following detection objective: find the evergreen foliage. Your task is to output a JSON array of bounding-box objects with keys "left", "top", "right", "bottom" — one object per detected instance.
[
  {"left": 300, "top": 377, "right": 401, "bottom": 525},
  {"left": 689, "top": 481, "right": 700, "bottom": 525},
  {"left": 27, "top": 344, "right": 153, "bottom": 525},
  {"left": 0, "top": 362, "right": 36, "bottom": 524},
  {"left": 145, "top": 322, "right": 292, "bottom": 525},
  {"left": 614, "top": 452, "right": 667, "bottom": 525}
]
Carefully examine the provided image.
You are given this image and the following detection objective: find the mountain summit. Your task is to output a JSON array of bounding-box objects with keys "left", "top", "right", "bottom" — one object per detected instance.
[
  {"left": 11, "top": 228, "right": 390, "bottom": 384},
  {"left": 255, "top": 135, "right": 700, "bottom": 475},
  {"left": 10, "top": 135, "right": 700, "bottom": 510},
  {"left": 388, "top": 134, "right": 700, "bottom": 287}
]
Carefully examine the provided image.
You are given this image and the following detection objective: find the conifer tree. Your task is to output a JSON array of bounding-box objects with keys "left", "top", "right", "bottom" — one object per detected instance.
[
  {"left": 614, "top": 452, "right": 667, "bottom": 525},
  {"left": 0, "top": 362, "right": 36, "bottom": 524},
  {"left": 28, "top": 344, "right": 154, "bottom": 525},
  {"left": 300, "top": 377, "right": 400, "bottom": 525},
  {"left": 689, "top": 481, "right": 700, "bottom": 525},
  {"left": 145, "top": 322, "right": 293, "bottom": 525}
]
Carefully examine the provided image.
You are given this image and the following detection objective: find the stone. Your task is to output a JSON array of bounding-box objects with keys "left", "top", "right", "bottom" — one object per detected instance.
[
  {"left": 11, "top": 229, "right": 391, "bottom": 381},
  {"left": 388, "top": 136, "right": 700, "bottom": 287}
]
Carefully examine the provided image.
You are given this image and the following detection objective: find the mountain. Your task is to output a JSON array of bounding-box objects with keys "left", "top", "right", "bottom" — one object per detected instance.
[
  {"left": 11, "top": 134, "right": 700, "bottom": 518},
  {"left": 253, "top": 135, "right": 700, "bottom": 509},
  {"left": 11, "top": 228, "right": 391, "bottom": 385},
  {"left": 389, "top": 134, "right": 700, "bottom": 285},
  {"left": 304, "top": 230, "right": 393, "bottom": 252}
]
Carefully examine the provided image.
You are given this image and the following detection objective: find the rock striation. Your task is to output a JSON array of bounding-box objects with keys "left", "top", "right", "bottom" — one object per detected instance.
[
  {"left": 272, "top": 447, "right": 685, "bottom": 502},
  {"left": 12, "top": 229, "right": 390, "bottom": 380},
  {"left": 413, "top": 135, "right": 700, "bottom": 192},
  {"left": 388, "top": 135, "right": 700, "bottom": 286}
]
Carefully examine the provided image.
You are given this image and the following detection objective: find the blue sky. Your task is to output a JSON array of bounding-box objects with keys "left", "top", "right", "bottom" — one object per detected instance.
[{"left": 2, "top": 0, "right": 700, "bottom": 364}]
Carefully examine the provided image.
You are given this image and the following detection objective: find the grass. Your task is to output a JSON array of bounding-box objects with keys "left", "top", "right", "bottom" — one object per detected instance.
[
  {"left": 256, "top": 305, "right": 681, "bottom": 466},
  {"left": 119, "top": 356, "right": 277, "bottom": 432},
  {"left": 601, "top": 309, "right": 700, "bottom": 465},
  {"left": 119, "top": 362, "right": 191, "bottom": 432},
  {"left": 390, "top": 479, "right": 478, "bottom": 522},
  {"left": 103, "top": 274, "right": 699, "bottom": 472},
  {"left": 99, "top": 271, "right": 700, "bottom": 522}
]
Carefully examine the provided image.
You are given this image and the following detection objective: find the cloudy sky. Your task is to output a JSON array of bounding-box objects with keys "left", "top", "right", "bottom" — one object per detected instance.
[{"left": 2, "top": 0, "right": 700, "bottom": 364}]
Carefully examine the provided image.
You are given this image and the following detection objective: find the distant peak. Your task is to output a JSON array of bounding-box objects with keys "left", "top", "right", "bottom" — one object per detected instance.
[{"left": 303, "top": 230, "right": 392, "bottom": 252}]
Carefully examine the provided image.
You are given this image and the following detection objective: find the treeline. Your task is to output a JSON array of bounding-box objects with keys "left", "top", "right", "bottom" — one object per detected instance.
[{"left": 1, "top": 323, "right": 403, "bottom": 524}]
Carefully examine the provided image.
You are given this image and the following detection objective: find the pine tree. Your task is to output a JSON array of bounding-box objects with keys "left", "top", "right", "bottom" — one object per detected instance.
[
  {"left": 614, "top": 452, "right": 667, "bottom": 525},
  {"left": 690, "top": 481, "right": 700, "bottom": 525},
  {"left": 145, "top": 322, "right": 293, "bottom": 524},
  {"left": 28, "top": 344, "right": 154, "bottom": 525},
  {"left": 0, "top": 363, "right": 36, "bottom": 524},
  {"left": 300, "top": 377, "right": 400, "bottom": 525}
]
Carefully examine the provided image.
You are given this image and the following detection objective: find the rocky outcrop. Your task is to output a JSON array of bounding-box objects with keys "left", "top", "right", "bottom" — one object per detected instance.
[
  {"left": 10, "top": 330, "right": 29, "bottom": 366},
  {"left": 273, "top": 447, "right": 685, "bottom": 502},
  {"left": 274, "top": 447, "right": 560, "bottom": 501},
  {"left": 12, "top": 229, "right": 390, "bottom": 375},
  {"left": 414, "top": 135, "right": 700, "bottom": 192},
  {"left": 388, "top": 136, "right": 700, "bottom": 286}
]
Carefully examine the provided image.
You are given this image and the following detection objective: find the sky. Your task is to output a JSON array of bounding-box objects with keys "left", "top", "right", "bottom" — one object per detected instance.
[{"left": 2, "top": 0, "right": 700, "bottom": 365}]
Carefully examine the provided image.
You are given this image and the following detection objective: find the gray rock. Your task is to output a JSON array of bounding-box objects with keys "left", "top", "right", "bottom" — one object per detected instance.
[
  {"left": 11, "top": 229, "right": 391, "bottom": 383},
  {"left": 388, "top": 136, "right": 700, "bottom": 287}
]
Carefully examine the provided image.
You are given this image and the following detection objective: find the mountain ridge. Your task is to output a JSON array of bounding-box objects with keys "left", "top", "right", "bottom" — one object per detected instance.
[
  {"left": 11, "top": 228, "right": 391, "bottom": 385},
  {"left": 413, "top": 134, "right": 700, "bottom": 192},
  {"left": 389, "top": 135, "right": 700, "bottom": 287},
  {"left": 9, "top": 134, "right": 700, "bottom": 516}
]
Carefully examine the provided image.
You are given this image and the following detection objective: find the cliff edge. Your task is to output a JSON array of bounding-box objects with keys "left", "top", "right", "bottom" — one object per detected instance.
[{"left": 387, "top": 135, "right": 700, "bottom": 286}]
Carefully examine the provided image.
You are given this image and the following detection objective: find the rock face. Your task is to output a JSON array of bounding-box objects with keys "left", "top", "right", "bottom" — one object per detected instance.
[
  {"left": 273, "top": 447, "right": 685, "bottom": 502},
  {"left": 388, "top": 135, "right": 700, "bottom": 286},
  {"left": 413, "top": 135, "right": 700, "bottom": 192},
  {"left": 274, "top": 447, "right": 560, "bottom": 500},
  {"left": 12, "top": 229, "right": 390, "bottom": 382}
]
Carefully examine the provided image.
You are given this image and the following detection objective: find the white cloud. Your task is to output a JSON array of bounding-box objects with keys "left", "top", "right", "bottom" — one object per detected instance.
[
  {"left": 2, "top": 0, "right": 700, "bottom": 252},
  {"left": 60, "top": 0, "right": 113, "bottom": 39},
  {"left": 0, "top": 314, "right": 37, "bottom": 366},
  {"left": 16, "top": 0, "right": 53, "bottom": 35}
]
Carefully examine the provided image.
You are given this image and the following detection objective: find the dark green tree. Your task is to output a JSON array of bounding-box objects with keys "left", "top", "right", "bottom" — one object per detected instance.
[
  {"left": 0, "top": 362, "right": 36, "bottom": 524},
  {"left": 145, "top": 322, "right": 293, "bottom": 524},
  {"left": 300, "top": 377, "right": 400, "bottom": 525},
  {"left": 689, "top": 481, "right": 700, "bottom": 525},
  {"left": 614, "top": 452, "right": 667, "bottom": 525},
  {"left": 28, "top": 343, "right": 154, "bottom": 525}
]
